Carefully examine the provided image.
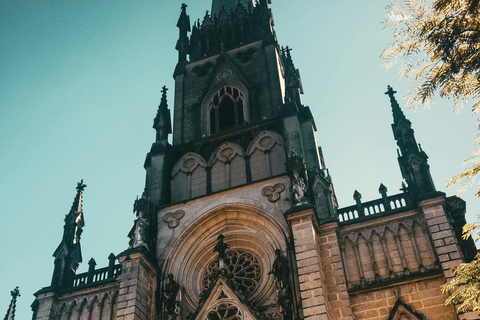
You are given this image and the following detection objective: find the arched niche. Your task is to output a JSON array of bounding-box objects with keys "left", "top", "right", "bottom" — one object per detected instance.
[
  {"left": 247, "top": 131, "right": 286, "bottom": 181},
  {"left": 208, "top": 142, "right": 246, "bottom": 192},
  {"left": 171, "top": 152, "right": 208, "bottom": 202},
  {"left": 162, "top": 203, "right": 289, "bottom": 313}
]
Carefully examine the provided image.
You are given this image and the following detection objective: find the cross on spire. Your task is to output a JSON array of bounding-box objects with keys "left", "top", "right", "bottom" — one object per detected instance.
[{"left": 76, "top": 179, "right": 86, "bottom": 193}]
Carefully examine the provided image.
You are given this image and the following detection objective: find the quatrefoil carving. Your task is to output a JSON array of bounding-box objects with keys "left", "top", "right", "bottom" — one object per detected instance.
[
  {"left": 163, "top": 210, "right": 185, "bottom": 228},
  {"left": 262, "top": 184, "right": 285, "bottom": 202}
]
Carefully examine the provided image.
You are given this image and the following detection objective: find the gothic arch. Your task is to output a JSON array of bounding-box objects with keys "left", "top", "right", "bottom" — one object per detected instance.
[
  {"left": 163, "top": 203, "right": 289, "bottom": 312},
  {"left": 208, "top": 142, "right": 246, "bottom": 192},
  {"left": 247, "top": 131, "right": 286, "bottom": 181},
  {"left": 201, "top": 80, "right": 250, "bottom": 136},
  {"left": 171, "top": 152, "right": 208, "bottom": 202}
]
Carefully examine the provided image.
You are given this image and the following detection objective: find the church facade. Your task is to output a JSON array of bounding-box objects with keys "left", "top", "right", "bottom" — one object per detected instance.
[{"left": 31, "top": 1, "right": 477, "bottom": 320}]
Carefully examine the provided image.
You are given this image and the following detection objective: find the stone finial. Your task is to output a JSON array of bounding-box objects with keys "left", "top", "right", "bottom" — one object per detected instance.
[
  {"left": 353, "top": 190, "right": 362, "bottom": 203},
  {"left": 378, "top": 183, "right": 388, "bottom": 196},
  {"left": 213, "top": 234, "right": 229, "bottom": 260}
]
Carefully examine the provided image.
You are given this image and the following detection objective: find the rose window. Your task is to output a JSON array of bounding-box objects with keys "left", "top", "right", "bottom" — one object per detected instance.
[
  {"left": 202, "top": 250, "right": 261, "bottom": 296},
  {"left": 206, "top": 303, "right": 241, "bottom": 320}
]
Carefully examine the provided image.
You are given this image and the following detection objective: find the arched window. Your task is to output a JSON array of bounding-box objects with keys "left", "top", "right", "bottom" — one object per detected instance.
[{"left": 209, "top": 86, "right": 246, "bottom": 134}]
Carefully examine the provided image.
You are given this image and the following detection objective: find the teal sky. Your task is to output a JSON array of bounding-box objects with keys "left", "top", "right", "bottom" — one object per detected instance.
[{"left": 1, "top": 1, "right": 478, "bottom": 318}]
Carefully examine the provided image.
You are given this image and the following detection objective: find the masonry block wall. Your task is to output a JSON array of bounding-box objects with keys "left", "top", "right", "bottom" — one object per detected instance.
[
  {"left": 287, "top": 209, "right": 333, "bottom": 320},
  {"left": 349, "top": 276, "right": 456, "bottom": 320},
  {"left": 117, "top": 251, "right": 157, "bottom": 320},
  {"left": 419, "top": 196, "right": 464, "bottom": 282}
]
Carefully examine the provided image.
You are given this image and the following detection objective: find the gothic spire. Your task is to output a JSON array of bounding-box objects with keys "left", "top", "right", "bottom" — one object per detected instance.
[
  {"left": 153, "top": 86, "right": 171, "bottom": 143},
  {"left": 63, "top": 179, "right": 86, "bottom": 245},
  {"left": 385, "top": 86, "right": 435, "bottom": 198},
  {"left": 385, "top": 85, "right": 407, "bottom": 125},
  {"left": 3, "top": 287, "right": 19, "bottom": 320},
  {"left": 52, "top": 180, "right": 86, "bottom": 289},
  {"left": 176, "top": 3, "right": 190, "bottom": 63}
]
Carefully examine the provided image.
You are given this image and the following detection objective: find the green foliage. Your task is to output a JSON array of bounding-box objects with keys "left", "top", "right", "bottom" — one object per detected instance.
[
  {"left": 441, "top": 251, "right": 480, "bottom": 313},
  {"left": 441, "top": 222, "right": 480, "bottom": 313},
  {"left": 383, "top": 0, "right": 480, "bottom": 313},
  {"left": 382, "top": 0, "right": 480, "bottom": 196}
]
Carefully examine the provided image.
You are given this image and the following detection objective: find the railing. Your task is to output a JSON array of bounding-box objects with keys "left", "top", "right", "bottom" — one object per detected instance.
[
  {"left": 338, "top": 190, "right": 413, "bottom": 225},
  {"left": 72, "top": 253, "right": 122, "bottom": 288}
]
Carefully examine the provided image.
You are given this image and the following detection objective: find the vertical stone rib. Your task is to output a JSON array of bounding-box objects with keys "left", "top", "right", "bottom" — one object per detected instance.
[
  {"left": 264, "top": 151, "right": 272, "bottom": 177},
  {"left": 352, "top": 244, "right": 365, "bottom": 282},
  {"left": 380, "top": 237, "right": 393, "bottom": 275},
  {"left": 394, "top": 234, "right": 409, "bottom": 273}
]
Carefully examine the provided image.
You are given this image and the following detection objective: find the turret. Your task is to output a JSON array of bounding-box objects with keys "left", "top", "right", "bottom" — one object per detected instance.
[
  {"left": 144, "top": 86, "right": 172, "bottom": 204},
  {"left": 386, "top": 86, "right": 435, "bottom": 199},
  {"left": 51, "top": 180, "right": 86, "bottom": 289},
  {"left": 153, "top": 86, "right": 172, "bottom": 147},
  {"left": 176, "top": 3, "right": 190, "bottom": 63}
]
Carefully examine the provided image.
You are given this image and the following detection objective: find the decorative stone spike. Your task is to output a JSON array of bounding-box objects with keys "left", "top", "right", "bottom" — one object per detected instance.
[
  {"left": 353, "top": 190, "right": 364, "bottom": 217},
  {"left": 379, "top": 184, "right": 391, "bottom": 210}
]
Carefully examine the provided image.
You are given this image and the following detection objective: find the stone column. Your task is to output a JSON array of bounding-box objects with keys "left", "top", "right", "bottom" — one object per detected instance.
[{"left": 116, "top": 247, "right": 157, "bottom": 320}]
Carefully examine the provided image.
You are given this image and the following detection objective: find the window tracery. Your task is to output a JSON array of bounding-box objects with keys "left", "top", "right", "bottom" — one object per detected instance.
[
  {"left": 206, "top": 303, "right": 242, "bottom": 320},
  {"left": 208, "top": 86, "right": 246, "bottom": 134},
  {"left": 201, "top": 250, "right": 261, "bottom": 296}
]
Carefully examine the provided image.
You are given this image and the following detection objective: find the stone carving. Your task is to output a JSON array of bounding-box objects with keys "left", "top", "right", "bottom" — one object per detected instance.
[
  {"left": 262, "top": 184, "right": 285, "bottom": 202},
  {"left": 286, "top": 149, "right": 309, "bottom": 206},
  {"left": 164, "top": 273, "right": 180, "bottom": 318},
  {"left": 164, "top": 210, "right": 185, "bottom": 228},
  {"left": 129, "top": 194, "right": 155, "bottom": 249},
  {"left": 269, "top": 249, "right": 289, "bottom": 290},
  {"left": 292, "top": 170, "right": 308, "bottom": 205},
  {"left": 214, "top": 234, "right": 229, "bottom": 260},
  {"left": 269, "top": 249, "right": 293, "bottom": 320},
  {"left": 259, "top": 136, "right": 273, "bottom": 148},
  {"left": 216, "top": 69, "right": 232, "bottom": 81}
]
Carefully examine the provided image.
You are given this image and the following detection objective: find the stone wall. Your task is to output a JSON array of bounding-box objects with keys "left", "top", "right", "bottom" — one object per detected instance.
[{"left": 349, "top": 276, "right": 455, "bottom": 320}]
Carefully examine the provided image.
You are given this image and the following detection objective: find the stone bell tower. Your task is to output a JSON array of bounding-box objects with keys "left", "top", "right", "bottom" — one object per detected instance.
[{"left": 141, "top": 1, "right": 339, "bottom": 319}]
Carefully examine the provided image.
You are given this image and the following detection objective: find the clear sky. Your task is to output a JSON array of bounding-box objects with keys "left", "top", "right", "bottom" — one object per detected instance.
[{"left": 1, "top": 1, "right": 479, "bottom": 318}]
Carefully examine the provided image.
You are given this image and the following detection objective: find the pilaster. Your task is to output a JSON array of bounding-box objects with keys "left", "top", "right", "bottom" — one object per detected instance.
[
  {"left": 32, "top": 291, "right": 56, "bottom": 320},
  {"left": 286, "top": 207, "right": 352, "bottom": 320},
  {"left": 116, "top": 248, "right": 157, "bottom": 320},
  {"left": 419, "top": 195, "right": 463, "bottom": 281}
]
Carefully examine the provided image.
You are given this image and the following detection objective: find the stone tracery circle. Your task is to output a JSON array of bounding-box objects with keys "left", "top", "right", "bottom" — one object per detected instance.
[
  {"left": 206, "top": 303, "right": 241, "bottom": 320},
  {"left": 201, "top": 250, "right": 261, "bottom": 296}
]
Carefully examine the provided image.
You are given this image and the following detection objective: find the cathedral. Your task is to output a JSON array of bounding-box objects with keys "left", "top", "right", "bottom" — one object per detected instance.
[{"left": 30, "top": 1, "right": 477, "bottom": 320}]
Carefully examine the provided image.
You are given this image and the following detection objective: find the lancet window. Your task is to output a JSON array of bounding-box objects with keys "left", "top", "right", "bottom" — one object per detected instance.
[{"left": 208, "top": 86, "right": 246, "bottom": 135}]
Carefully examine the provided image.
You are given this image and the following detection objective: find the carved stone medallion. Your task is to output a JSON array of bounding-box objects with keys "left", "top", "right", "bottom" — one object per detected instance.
[
  {"left": 163, "top": 210, "right": 185, "bottom": 228},
  {"left": 262, "top": 184, "right": 285, "bottom": 202}
]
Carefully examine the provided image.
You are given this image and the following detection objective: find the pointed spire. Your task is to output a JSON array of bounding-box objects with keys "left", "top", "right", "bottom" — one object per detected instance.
[
  {"left": 52, "top": 180, "right": 86, "bottom": 289},
  {"left": 385, "top": 86, "right": 436, "bottom": 198},
  {"left": 64, "top": 179, "right": 86, "bottom": 245},
  {"left": 3, "top": 287, "right": 19, "bottom": 320},
  {"left": 176, "top": 4, "right": 190, "bottom": 62},
  {"left": 153, "top": 86, "right": 172, "bottom": 143},
  {"left": 385, "top": 85, "right": 407, "bottom": 125}
]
